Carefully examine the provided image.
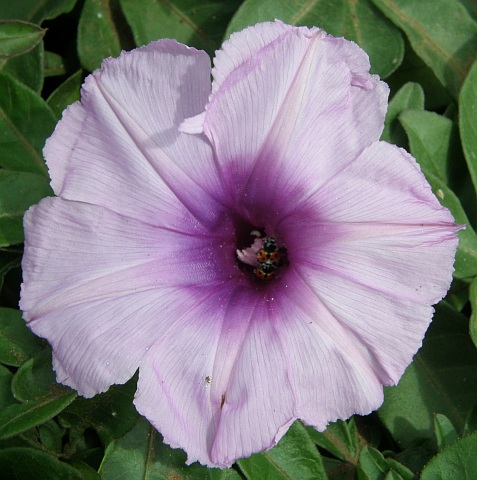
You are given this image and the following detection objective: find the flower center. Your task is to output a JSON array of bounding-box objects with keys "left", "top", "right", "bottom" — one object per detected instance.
[{"left": 236, "top": 230, "right": 288, "bottom": 281}]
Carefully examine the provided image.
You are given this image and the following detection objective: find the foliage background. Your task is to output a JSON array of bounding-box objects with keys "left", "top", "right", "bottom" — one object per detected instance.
[{"left": 1, "top": 0, "right": 477, "bottom": 478}]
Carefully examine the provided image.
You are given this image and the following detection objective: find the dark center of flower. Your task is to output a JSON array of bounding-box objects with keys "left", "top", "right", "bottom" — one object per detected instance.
[{"left": 236, "top": 229, "right": 288, "bottom": 281}]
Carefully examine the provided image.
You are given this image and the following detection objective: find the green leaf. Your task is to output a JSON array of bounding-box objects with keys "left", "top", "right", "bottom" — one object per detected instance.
[
  {"left": 391, "top": 447, "right": 430, "bottom": 478},
  {"left": 65, "top": 459, "right": 102, "bottom": 480},
  {"left": 306, "top": 418, "right": 361, "bottom": 463},
  {"left": 0, "top": 1, "right": 74, "bottom": 91},
  {"left": 0, "top": 391, "right": 76, "bottom": 440},
  {"left": 11, "top": 348, "right": 69, "bottom": 402},
  {"left": 0, "top": 447, "right": 84, "bottom": 479},
  {"left": 399, "top": 109, "right": 477, "bottom": 278},
  {"left": 381, "top": 81, "right": 424, "bottom": 146},
  {"left": 461, "top": 0, "right": 477, "bottom": 20},
  {"left": 0, "top": 72, "right": 56, "bottom": 174},
  {"left": 371, "top": 0, "right": 477, "bottom": 97},
  {"left": 442, "top": 278, "right": 469, "bottom": 313},
  {"left": 428, "top": 180, "right": 477, "bottom": 279},
  {"left": 0, "top": 364, "right": 15, "bottom": 410},
  {"left": 357, "top": 447, "right": 414, "bottom": 480},
  {"left": 0, "top": 170, "right": 52, "bottom": 246},
  {"left": 69, "top": 449, "right": 104, "bottom": 474},
  {"left": 319, "top": 456, "right": 353, "bottom": 479},
  {"left": 78, "top": 0, "right": 121, "bottom": 72},
  {"left": 459, "top": 59, "right": 477, "bottom": 195},
  {"left": 37, "top": 419, "right": 64, "bottom": 453},
  {"left": 238, "top": 421, "right": 327, "bottom": 480},
  {"left": 0, "top": 251, "right": 21, "bottom": 291},
  {"left": 0, "top": 21, "right": 46, "bottom": 59},
  {"left": 434, "top": 414, "right": 459, "bottom": 452},
  {"left": 420, "top": 432, "right": 477, "bottom": 479},
  {"left": 0, "top": 0, "right": 78, "bottom": 24},
  {"left": 47, "top": 69, "right": 83, "bottom": 119},
  {"left": 378, "top": 303, "right": 477, "bottom": 449},
  {"left": 60, "top": 375, "right": 139, "bottom": 444},
  {"left": 384, "top": 472, "right": 407, "bottom": 480},
  {"left": 119, "top": 0, "right": 242, "bottom": 56},
  {"left": 463, "top": 402, "right": 477, "bottom": 436},
  {"left": 385, "top": 458, "right": 415, "bottom": 479},
  {"left": 226, "top": 0, "right": 403, "bottom": 78},
  {"left": 386, "top": 39, "right": 452, "bottom": 112},
  {"left": 470, "top": 277, "right": 477, "bottom": 350},
  {"left": 0, "top": 42, "right": 43, "bottom": 92},
  {"left": 43, "top": 50, "right": 66, "bottom": 77},
  {"left": 100, "top": 416, "right": 242, "bottom": 480},
  {"left": 399, "top": 110, "right": 455, "bottom": 183},
  {"left": 0, "top": 308, "right": 44, "bottom": 367}
]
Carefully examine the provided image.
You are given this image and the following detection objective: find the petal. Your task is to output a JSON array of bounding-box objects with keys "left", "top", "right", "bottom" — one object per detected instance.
[
  {"left": 44, "top": 287, "right": 195, "bottom": 397},
  {"left": 20, "top": 197, "right": 236, "bottom": 396},
  {"left": 209, "top": 294, "right": 295, "bottom": 466},
  {"left": 211, "top": 20, "right": 298, "bottom": 95},
  {"left": 285, "top": 221, "right": 459, "bottom": 389},
  {"left": 212, "top": 21, "right": 372, "bottom": 96},
  {"left": 294, "top": 222, "right": 459, "bottom": 306},
  {"left": 21, "top": 20, "right": 462, "bottom": 471},
  {"left": 197, "top": 21, "right": 388, "bottom": 217},
  {"left": 262, "top": 141, "right": 460, "bottom": 427},
  {"left": 293, "top": 263, "right": 435, "bottom": 388},
  {"left": 279, "top": 141, "right": 460, "bottom": 260},
  {"left": 274, "top": 141, "right": 460, "bottom": 386},
  {"left": 45, "top": 40, "right": 223, "bottom": 228},
  {"left": 274, "top": 274, "right": 385, "bottom": 428},
  {"left": 135, "top": 285, "right": 295, "bottom": 468},
  {"left": 134, "top": 288, "right": 227, "bottom": 467},
  {"left": 299, "top": 141, "right": 456, "bottom": 224}
]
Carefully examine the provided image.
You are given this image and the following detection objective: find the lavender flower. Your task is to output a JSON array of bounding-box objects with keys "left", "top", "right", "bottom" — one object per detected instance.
[{"left": 20, "top": 21, "right": 460, "bottom": 467}]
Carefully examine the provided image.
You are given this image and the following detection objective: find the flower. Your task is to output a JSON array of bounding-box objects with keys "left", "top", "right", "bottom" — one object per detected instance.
[{"left": 20, "top": 21, "right": 460, "bottom": 468}]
